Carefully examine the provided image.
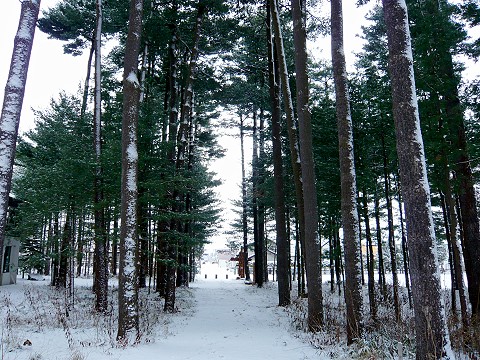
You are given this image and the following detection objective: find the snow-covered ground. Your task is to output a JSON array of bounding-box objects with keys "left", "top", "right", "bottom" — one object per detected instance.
[
  {"left": 0, "top": 263, "right": 322, "bottom": 360},
  {"left": 2, "top": 262, "right": 477, "bottom": 360}
]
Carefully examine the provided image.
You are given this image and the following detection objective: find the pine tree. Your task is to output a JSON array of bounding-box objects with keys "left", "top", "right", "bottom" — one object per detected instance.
[
  {"left": 382, "top": 0, "right": 452, "bottom": 357},
  {"left": 117, "top": 0, "right": 143, "bottom": 344},
  {"left": 331, "top": 0, "right": 363, "bottom": 343}
]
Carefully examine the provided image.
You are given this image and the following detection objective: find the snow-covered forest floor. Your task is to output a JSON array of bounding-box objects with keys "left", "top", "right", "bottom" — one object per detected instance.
[{"left": 0, "top": 263, "right": 478, "bottom": 360}]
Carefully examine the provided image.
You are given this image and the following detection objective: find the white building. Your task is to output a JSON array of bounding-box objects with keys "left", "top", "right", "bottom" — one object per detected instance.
[{"left": 1, "top": 237, "right": 20, "bottom": 285}]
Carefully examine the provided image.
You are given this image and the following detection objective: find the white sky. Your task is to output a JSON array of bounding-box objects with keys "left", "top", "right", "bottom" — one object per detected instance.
[{"left": 0, "top": 0, "right": 90, "bottom": 135}]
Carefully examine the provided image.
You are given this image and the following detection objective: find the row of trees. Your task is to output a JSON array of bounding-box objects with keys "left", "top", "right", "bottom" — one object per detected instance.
[{"left": 1, "top": 0, "right": 480, "bottom": 356}]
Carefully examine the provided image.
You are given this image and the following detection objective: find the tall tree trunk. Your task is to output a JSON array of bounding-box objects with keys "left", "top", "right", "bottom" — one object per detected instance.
[
  {"left": 258, "top": 111, "right": 267, "bottom": 283},
  {"left": 111, "top": 216, "right": 118, "bottom": 275},
  {"left": 374, "top": 187, "right": 387, "bottom": 296},
  {"left": 291, "top": 0, "right": 324, "bottom": 329},
  {"left": 76, "top": 212, "right": 85, "bottom": 277},
  {"left": 267, "top": 0, "right": 289, "bottom": 305},
  {"left": 331, "top": 0, "right": 363, "bottom": 343},
  {"left": 356, "top": 201, "right": 365, "bottom": 286},
  {"left": 155, "top": 221, "right": 168, "bottom": 297},
  {"left": 240, "top": 114, "right": 250, "bottom": 281},
  {"left": 57, "top": 211, "right": 72, "bottom": 289},
  {"left": 430, "top": 0, "right": 480, "bottom": 318},
  {"left": 93, "top": 0, "right": 108, "bottom": 313},
  {"left": 252, "top": 109, "right": 263, "bottom": 286},
  {"left": 382, "top": 0, "right": 452, "bottom": 356},
  {"left": 117, "top": 0, "right": 143, "bottom": 344},
  {"left": 381, "top": 134, "right": 401, "bottom": 322},
  {"left": 51, "top": 214, "right": 60, "bottom": 286},
  {"left": 165, "top": 1, "right": 207, "bottom": 308},
  {"left": 441, "top": 192, "right": 457, "bottom": 312},
  {"left": 270, "top": 0, "right": 307, "bottom": 293},
  {"left": 328, "top": 221, "right": 335, "bottom": 293},
  {"left": 271, "top": 0, "right": 323, "bottom": 330},
  {"left": 362, "top": 190, "right": 377, "bottom": 323},
  {"left": 443, "top": 172, "right": 468, "bottom": 328},
  {"left": 395, "top": 172, "right": 412, "bottom": 308},
  {"left": 0, "top": 0, "right": 41, "bottom": 269},
  {"left": 80, "top": 43, "right": 94, "bottom": 121}
]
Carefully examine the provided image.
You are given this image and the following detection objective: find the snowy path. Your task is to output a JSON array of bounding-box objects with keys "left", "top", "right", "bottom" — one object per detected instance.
[
  {"left": 4, "top": 275, "right": 322, "bottom": 360},
  {"left": 154, "top": 279, "right": 320, "bottom": 360}
]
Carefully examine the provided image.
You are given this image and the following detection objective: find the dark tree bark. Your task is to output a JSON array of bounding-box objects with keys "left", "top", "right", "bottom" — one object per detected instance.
[
  {"left": 252, "top": 109, "right": 263, "bottom": 286},
  {"left": 80, "top": 44, "right": 94, "bottom": 121},
  {"left": 165, "top": 0, "right": 207, "bottom": 311},
  {"left": 155, "top": 221, "right": 168, "bottom": 297},
  {"left": 93, "top": 0, "right": 108, "bottom": 313},
  {"left": 271, "top": 0, "right": 323, "bottom": 330},
  {"left": 57, "top": 211, "right": 72, "bottom": 289},
  {"left": 270, "top": 0, "right": 307, "bottom": 297},
  {"left": 362, "top": 190, "right": 377, "bottom": 323},
  {"left": 374, "top": 188, "right": 387, "bottom": 296},
  {"left": 0, "top": 0, "right": 41, "bottom": 269},
  {"left": 291, "top": 0, "right": 324, "bottom": 329},
  {"left": 331, "top": 0, "right": 363, "bottom": 343},
  {"left": 117, "top": 0, "right": 143, "bottom": 344},
  {"left": 427, "top": 0, "right": 480, "bottom": 318},
  {"left": 443, "top": 174, "right": 468, "bottom": 327},
  {"left": 382, "top": 0, "right": 452, "bottom": 357},
  {"left": 381, "top": 135, "right": 400, "bottom": 322},
  {"left": 394, "top": 173, "right": 412, "bottom": 308},
  {"left": 111, "top": 216, "right": 119, "bottom": 275},
  {"left": 258, "top": 112, "right": 267, "bottom": 283},
  {"left": 240, "top": 113, "right": 250, "bottom": 281},
  {"left": 267, "top": 0, "right": 289, "bottom": 305}
]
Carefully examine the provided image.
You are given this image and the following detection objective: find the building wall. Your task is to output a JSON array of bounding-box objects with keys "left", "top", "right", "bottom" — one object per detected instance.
[{"left": 1, "top": 237, "right": 20, "bottom": 285}]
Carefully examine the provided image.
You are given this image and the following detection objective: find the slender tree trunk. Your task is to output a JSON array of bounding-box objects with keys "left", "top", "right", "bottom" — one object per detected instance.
[
  {"left": 331, "top": 0, "right": 363, "bottom": 342},
  {"left": 374, "top": 188, "right": 387, "bottom": 296},
  {"left": 362, "top": 190, "right": 377, "bottom": 323},
  {"left": 381, "top": 135, "right": 401, "bottom": 322},
  {"left": 395, "top": 172, "right": 412, "bottom": 308},
  {"left": 0, "top": 0, "right": 41, "bottom": 268},
  {"left": 57, "top": 211, "right": 72, "bottom": 289},
  {"left": 165, "top": 1, "right": 207, "bottom": 306},
  {"left": 328, "top": 222, "right": 335, "bottom": 293},
  {"left": 111, "top": 216, "right": 118, "bottom": 275},
  {"left": 240, "top": 114, "right": 250, "bottom": 281},
  {"left": 258, "top": 111, "right": 267, "bottom": 283},
  {"left": 291, "top": 0, "right": 323, "bottom": 329},
  {"left": 81, "top": 43, "right": 95, "bottom": 121},
  {"left": 155, "top": 221, "right": 167, "bottom": 297},
  {"left": 117, "top": 0, "right": 143, "bottom": 344},
  {"left": 161, "top": 0, "right": 177, "bottom": 303},
  {"left": 252, "top": 109, "right": 263, "bottom": 286},
  {"left": 270, "top": 0, "right": 307, "bottom": 291},
  {"left": 334, "top": 224, "right": 342, "bottom": 296},
  {"left": 357, "top": 201, "right": 365, "bottom": 286},
  {"left": 267, "top": 1, "right": 289, "bottom": 304},
  {"left": 51, "top": 214, "right": 60, "bottom": 286},
  {"left": 435, "top": 2, "right": 480, "bottom": 317},
  {"left": 271, "top": 0, "right": 323, "bottom": 330},
  {"left": 443, "top": 173, "right": 468, "bottom": 328},
  {"left": 441, "top": 192, "right": 457, "bottom": 312},
  {"left": 93, "top": 0, "right": 108, "bottom": 313},
  {"left": 76, "top": 213, "right": 85, "bottom": 277},
  {"left": 382, "top": 0, "right": 452, "bottom": 356}
]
